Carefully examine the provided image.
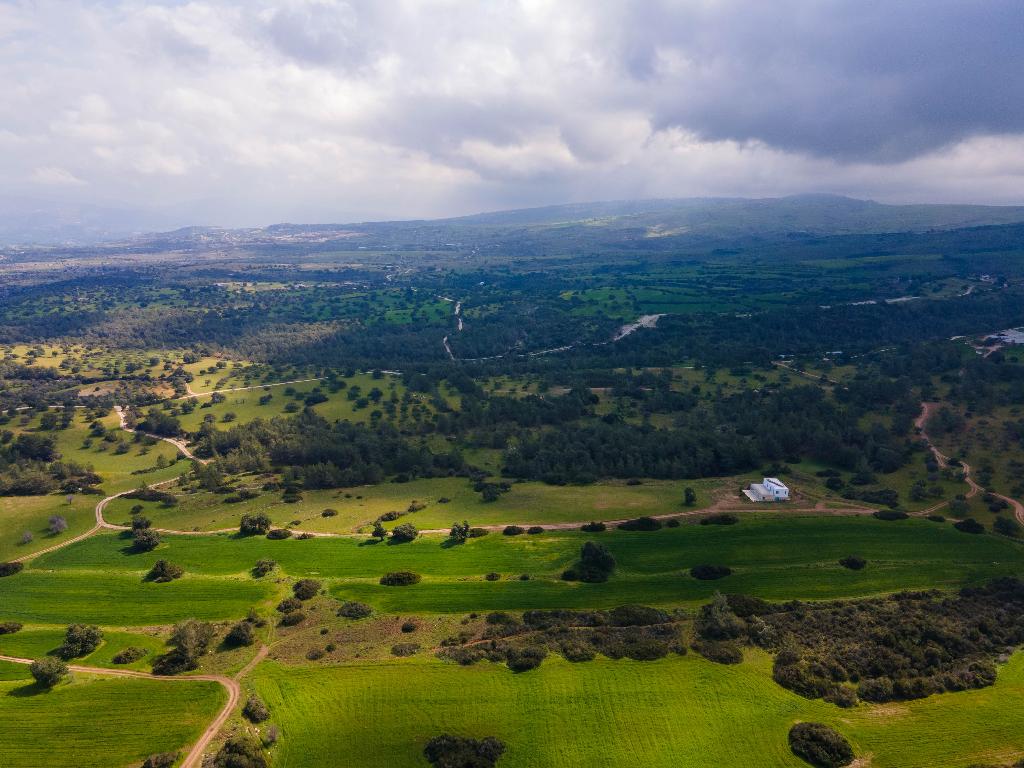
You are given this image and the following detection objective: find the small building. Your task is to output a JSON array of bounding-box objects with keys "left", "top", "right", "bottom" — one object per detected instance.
[{"left": 743, "top": 477, "right": 790, "bottom": 503}]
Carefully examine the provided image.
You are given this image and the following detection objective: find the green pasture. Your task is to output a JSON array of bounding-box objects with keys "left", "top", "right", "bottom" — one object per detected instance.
[
  {"left": 251, "top": 651, "right": 1024, "bottom": 768},
  {"left": 0, "top": 673, "right": 225, "bottom": 768},
  {"left": 0, "top": 628, "right": 167, "bottom": 671}
]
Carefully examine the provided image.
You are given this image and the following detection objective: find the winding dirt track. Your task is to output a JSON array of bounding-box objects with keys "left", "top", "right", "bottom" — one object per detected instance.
[
  {"left": 0, "top": 654, "right": 240, "bottom": 768},
  {"left": 915, "top": 402, "right": 1024, "bottom": 524}
]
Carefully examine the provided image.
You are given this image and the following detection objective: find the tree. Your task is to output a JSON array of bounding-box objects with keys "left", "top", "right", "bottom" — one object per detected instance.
[
  {"left": 449, "top": 520, "right": 470, "bottom": 544},
  {"left": 146, "top": 560, "right": 184, "bottom": 582},
  {"left": 58, "top": 624, "right": 103, "bottom": 659},
  {"left": 154, "top": 619, "right": 214, "bottom": 675},
  {"left": 240, "top": 512, "right": 272, "bottom": 536},
  {"left": 684, "top": 487, "right": 697, "bottom": 506},
  {"left": 30, "top": 657, "right": 68, "bottom": 688},
  {"left": 133, "top": 528, "right": 160, "bottom": 552},
  {"left": 242, "top": 695, "right": 270, "bottom": 723},
  {"left": 390, "top": 522, "right": 419, "bottom": 543},
  {"left": 292, "top": 578, "right": 322, "bottom": 600},
  {"left": 372, "top": 520, "right": 387, "bottom": 541},
  {"left": 48, "top": 515, "right": 68, "bottom": 534},
  {"left": 225, "top": 621, "right": 255, "bottom": 647},
  {"left": 214, "top": 735, "right": 267, "bottom": 768}
]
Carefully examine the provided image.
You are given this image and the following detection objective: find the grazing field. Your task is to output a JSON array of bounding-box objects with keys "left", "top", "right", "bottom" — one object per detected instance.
[
  {"left": 31, "top": 516, "right": 1024, "bottom": 614},
  {"left": 0, "top": 628, "right": 167, "bottom": 670},
  {"left": 0, "top": 674, "right": 225, "bottom": 768},
  {"left": 251, "top": 651, "right": 1024, "bottom": 768},
  {"left": 0, "top": 570, "right": 273, "bottom": 625},
  {"left": 108, "top": 476, "right": 715, "bottom": 533}
]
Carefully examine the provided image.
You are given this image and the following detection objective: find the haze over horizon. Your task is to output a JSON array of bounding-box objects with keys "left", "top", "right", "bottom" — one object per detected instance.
[{"left": 2, "top": 0, "right": 1024, "bottom": 233}]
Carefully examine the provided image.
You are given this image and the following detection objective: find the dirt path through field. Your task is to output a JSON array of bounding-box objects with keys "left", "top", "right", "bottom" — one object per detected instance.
[{"left": 0, "top": 654, "right": 239, "bottom": 768}]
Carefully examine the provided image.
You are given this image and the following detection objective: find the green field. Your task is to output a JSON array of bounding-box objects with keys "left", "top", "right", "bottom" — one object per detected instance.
[
  {"left": 0, "top": 628, "right": 168, "bottom": 670},
  {"left": 251, "top": 651, "right": 1024, "bottom": 768},
  {"left": 30, "top": 516, "right": 1024, "bottom": 615},
  {"left": 0, "top": 673, "right": 225, "bottom": 768}
]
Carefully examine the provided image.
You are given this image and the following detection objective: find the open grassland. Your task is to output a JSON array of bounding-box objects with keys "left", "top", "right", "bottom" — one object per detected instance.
[
  {"left": 32, "top": 516, "right": 1024, "bottom": 613},
  {"left": 0, "top": 674, "right": 225, "bottom": 768},
  {"left": 251, "top": 651, "right": 1024, "bottom": 768},
  {"left": 0, "top": 570, "right": 272, "bottom": 626},
  {"left": 109, "top": 476, "right": 714, "bottom": 533},
  {"left": 0, "top": 628, "right": 167, "bottom": 671}
]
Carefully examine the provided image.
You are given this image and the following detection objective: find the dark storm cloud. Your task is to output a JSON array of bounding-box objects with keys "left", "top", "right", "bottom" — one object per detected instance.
[{"left": 614, "top": 0, "right": 1024, "bottom": 161}]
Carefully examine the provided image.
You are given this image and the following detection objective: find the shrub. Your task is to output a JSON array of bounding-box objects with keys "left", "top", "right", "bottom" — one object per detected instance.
[
  {"left": 927, "top": 514, "right": 946, "bottom": 523},
  {"left": 690, "top": 564, "right": 732, "bottom": 580},
  {"left": 563, "top": 541, "right": 617, "bottom": 583},
  {"left": 838, "top": 555, "right": 867, "bottom": 571},
  {"left": 424, "top": 735, "right": 505, "bottom": 768},
  {"left": 293, "top": 578, "right": 322, "bottom": 600},
  {"left": 30, "top": 657, "right": 68, "bottom": 688},
  {"left": 214, "top": 735, "right": 267, "bottom": 768},
  {"left": 617, "top": 516, "right": 662, "bottom": 531},
  {"left": 142, "top": 753, "right": 178, "bottom": 768},
  {"left": 994, "top": 516, "right": 1023, "bottom": 538},
  {"left": 609, "top": 605, "right": 671, "bottom": 626},
  {"left": 266, "top": 528, "right": 292, "bottom": 539},
  {"left": 243, "top": 695, "right": 270, "bottom": 723},
  {"left": 337, "top": 601, "right": 373, "bottom": 619},
  {"left": 390, "top": 522, "right": 419, "bottom": 542},
  {"left": 484, "top": 572, "right": 501, "bottom": 581},
  {"left": 277, "top": 597, "right": 302, "bottom": 613},
  {"left": 146, "top": 559, "right": 183, "bottom": 582},
  {"left": 279, "top": 610, "right": 306, "bottom": 626},
  {"left": 0, "top": 561, "right": 24, "bottom": 577},
  {"left": 692, "top": 640, "right": 743, "bottom": 665},
  {"left": 401, "top": 621, "right": 418, "bottom": 633},
  {"left": 527, "top": 526, "right": 544, "bottom": 534},
  {"left": 519, "top": 573, "right": 530, "bottom": 580},
  {"left": 788, "top": 722, "right": 855, "bottom": 767},
  {"left": 0, "top": 621, "right": 23, "bottom": 635},
  {"left": 700, "top": 513, "right": 739, "bottom": 526},
  {"left": 225, "top": 621, "right": 255, "bottom": 647},
  {"left": 131, "top": 515, "right": 152, "bottom": 530},
  {"left": 132, "top": 528, "right": 160, "bottom": 552},
  {"left": 666, "top": 518, "right": 681, "bottom": 528},
  {"left": 506, "top": 645, "right": 548, "bottom": 672},
  {"left": 58, "top": 623, "right": 103, "bottom": 659},
  {"left": 153, "top": 619, "right": 214, "bottom": 675},
  {"left": 252, "top": 559, "right": 276, "bottom": 577},
  {"left": 112, "top": 646, "right": 147, "bottom": 664},
  {"left": 502, "top": 525, "right": 525, "bottom": 536},
  {"left": 321, "top": 508, "right": 338, "bottom": 517},
  {"left": 580, "top": 521, "right": 606, "bottom": 532},
  {"left": 391, "top": 642, "right": 420, "bottom": 657},
  {"left": 954, "top": 518, "right": 985, "bottom": 534},
  {"left": 306, "top": 648, "right": 325, "bottom": 661},
  {"left": 468, "top": 527, "right": 489, "bottom": 538},
  {"left": 381, "top": 571, "right": 421, "bottom": 586},
  {"left": 239, "top": 512, "right": 272, "bottom": 536},
  {"left": 873, "top": 509, "right": 908, "bottom": 521}
]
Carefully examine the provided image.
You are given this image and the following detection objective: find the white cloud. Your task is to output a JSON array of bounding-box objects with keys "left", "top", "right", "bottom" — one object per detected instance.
[{"left": 0, "top": 0, "right": 1021, "bottom": 227}]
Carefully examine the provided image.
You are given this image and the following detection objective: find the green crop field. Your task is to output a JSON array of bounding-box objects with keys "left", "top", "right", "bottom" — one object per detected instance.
[
  {"left": 0, "top": 673, "right": 226, "bottom": 768},
  {"left": 251, "top": 651, "right": 1024, "bottom": 768}
]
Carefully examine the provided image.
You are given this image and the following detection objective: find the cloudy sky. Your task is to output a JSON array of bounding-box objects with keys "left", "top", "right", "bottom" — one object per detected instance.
[{"left": 2, "top": 0, "right": 1023, "bottom": 227}]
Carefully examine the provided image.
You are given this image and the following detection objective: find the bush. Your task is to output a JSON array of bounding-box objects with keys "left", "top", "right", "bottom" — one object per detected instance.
[
  {"left": 994, "top": 516, "right": 1023, "bottom": 538},
  {"left": 391, "top": 522, "right": 419, "bottom": 542},
  {"left": 225, "top": 621, "right": 255, "bottom": 647},
  {"left": 141, "top": 753, "right": 178, "bottom": 768},
  {"left": 132, "top": 528, "right": 160, "bottom": 552},
  {"left": 502, "top": 525, "right": 525, "bottom": 536},
  {"left": 391, "top": 642, "right": 420, "bottom": 657},
  {"left": 112, "top": 646, "right": 147, "bottom": 664},
  {"left": 666, "top": 518, "right": 681, "bottom": 528},
  {"left": 527, "top": 526, "right": 544, "bottom": 534},
  {"left": 58, "top": 623, "right": 103, "bottom": 659},
  {"left": 337, "top": 601, "right": 373, "bottom": 619},
  {"left": 873, "top": 509, "right": 908, "bottom": 521},
  {"left": 580, "top": 521, "right": 606, "bottom": 532},
  {"left": 927, "top": 514, "right": 946, "bottom": 523},
  {"left": 293, "top": 578, "right": 322, "bottom": 600},
  {"left": 279, "top": 610, "right": 306, "bottom": 626},
  {"left": 30, "top": 657, "right": 68, "bottom": 688},
  {"left": 266, "top": 528, "right": 292, "bottom": 539},
  {"left": 838, "top": 555, "right": 867, "bottom": 570},
  {"left": 700, "top": 513, "right": 739, "bottom": 526},
  {"left": 788, "top": 722, "right": 855, "bottom": 767},
  {"left": 277, "top": 597, "right": 302, "bottom": 613},
  {"left": 424, "top": 735, "right": 505, "bottom": 768},
  {"left": 381, "top": 571, "right": 421, "bottom": 586},
  {"left": 563, "top": 541, "right": 617, "bottom": 583},
  {"left": 214, "top": 735, "right": 267, "bottom": 768},
  {"left": 242, "top": 694, "right": 270, "bottom": 723},
  {"left": 146, "top": 559, "right": 183, "bottom": 582},
  {"left": 468, "top": 527, "right": 489, "bottom": 538},
  {"left": 321, "top": 508, "right": 338, "bottom": 517},
  {"left": 239, "top": 512, "right": 272, "bottom": 536},
  {"left": 506, "top": 645, "right": 548, "bottom": 672},
  {"left": 954, "top": 518, "right": 985, "bottom": 534},
  {"left": 617, "top": 516, "right": 662, "bottom": 531},
  {"left": 0, "top": 561, "right": 24, "bottom": 577},
  {"left": 0, "top": 621, "right": 23, "bottom": 635},
  {"left": 692, "top": 640, "right": 743, "bottom": 665},
  {"left": 690, "top": 564, "right": 732, "bottom": 580},
  {"left": 401, "top": 621, "right": 418, "bottom": 633},
  {"left": 484, "top": 572, "right": 501, "bottom": 581},
  {"left": 252, "top": 559, "right": 276, "bottom": 577}
]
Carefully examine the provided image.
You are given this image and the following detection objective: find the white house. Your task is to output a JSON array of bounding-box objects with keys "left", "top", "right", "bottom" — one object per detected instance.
[{"left": 743, "top": 477, "right": 790, "bottom": 502}]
